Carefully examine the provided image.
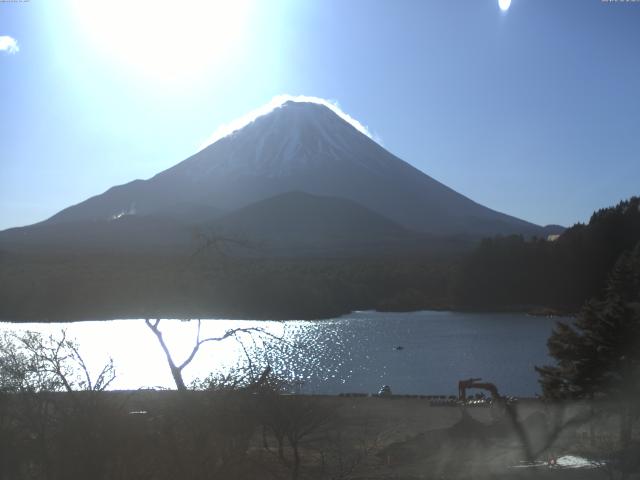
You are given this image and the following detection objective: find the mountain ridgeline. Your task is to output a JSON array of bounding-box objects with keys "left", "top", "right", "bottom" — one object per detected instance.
[{"left": 0, "top": 100, "right": 559, "bottom": 257}]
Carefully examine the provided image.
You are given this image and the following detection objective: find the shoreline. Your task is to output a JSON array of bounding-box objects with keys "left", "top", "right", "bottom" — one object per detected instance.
[{"left": 0, "top": 305, "right": 574, "bottom": 324}]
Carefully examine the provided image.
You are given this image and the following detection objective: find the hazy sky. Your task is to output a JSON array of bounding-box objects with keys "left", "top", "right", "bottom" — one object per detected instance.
[{"left": 1, "top": 0, "right": 639, "bottom": 230}]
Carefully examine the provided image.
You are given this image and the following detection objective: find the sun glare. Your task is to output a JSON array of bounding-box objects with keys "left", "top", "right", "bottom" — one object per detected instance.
[
  {"left": 498, "top": 0, "right": 511, "bottom": 12},
  {"left": 70, "top": 0, "right": 253, "bottom": 83}
]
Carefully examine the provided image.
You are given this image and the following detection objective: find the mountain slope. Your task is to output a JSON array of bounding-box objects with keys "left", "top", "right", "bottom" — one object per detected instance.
[
  {"left": 209, "top": 191, "right": 428, "bottom": 255},
  {"left": 42, "top": 100, "right": 550, "bottom": 238},
  {"left": 0, "top": 215, "right": 196, "bottom": 253}
]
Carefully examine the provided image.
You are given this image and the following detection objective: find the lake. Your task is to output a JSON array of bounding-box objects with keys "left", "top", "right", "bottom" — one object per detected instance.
[{"left": 0, "top": 310, "right": 564, "bottom": 396}]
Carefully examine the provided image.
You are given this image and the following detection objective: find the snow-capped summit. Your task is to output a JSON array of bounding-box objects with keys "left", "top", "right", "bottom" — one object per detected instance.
[
  {"left": 171, "top": 100, "right": 386, "bottom": 179},
  {"left": 40, "top": 97, "right": 548, "bottom": 238}
]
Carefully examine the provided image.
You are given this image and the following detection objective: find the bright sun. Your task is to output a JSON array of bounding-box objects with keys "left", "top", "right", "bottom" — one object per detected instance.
[
  {"left": 498, "top": 0, "right": 511, "bottom": 12},
  {"left": 70, "top": 0, "right": 253, "bottom": 83}
]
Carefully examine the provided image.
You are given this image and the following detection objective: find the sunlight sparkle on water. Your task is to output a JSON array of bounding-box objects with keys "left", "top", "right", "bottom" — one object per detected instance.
[{"left": 0, "top": 312, "right": 559, "bottom": 395}]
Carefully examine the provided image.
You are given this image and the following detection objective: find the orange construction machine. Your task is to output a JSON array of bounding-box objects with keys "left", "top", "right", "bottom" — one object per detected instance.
[{"left": 458, "top": 377, "right": 501, "bottom": 402}]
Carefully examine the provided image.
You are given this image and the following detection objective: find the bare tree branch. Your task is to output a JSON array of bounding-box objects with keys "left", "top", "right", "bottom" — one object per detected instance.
[{"left": 145, "top": 318, "right": 274, "bottom": 391}]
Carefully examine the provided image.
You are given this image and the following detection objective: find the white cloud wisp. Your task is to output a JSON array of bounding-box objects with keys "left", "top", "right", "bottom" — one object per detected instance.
[{"left": 0, "top": 36, "right": 19, "bottom": 54}]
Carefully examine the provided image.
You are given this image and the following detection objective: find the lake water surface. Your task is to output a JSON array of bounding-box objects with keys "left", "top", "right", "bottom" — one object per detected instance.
[{"left": 0, "top": 311, "right": 564, "bottom": 396}]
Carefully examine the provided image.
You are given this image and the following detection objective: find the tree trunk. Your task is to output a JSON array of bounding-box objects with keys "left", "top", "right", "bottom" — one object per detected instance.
[
  {"left": 170, "top": 364, "right": 187, "bottom": 391},
  {"left": 620, "top": 404, "right": 632, "bottom": 447},
  {"left": 292, "top": 442, "right": 300, "bottom": 480},
  {"left": 589, "top": 403, "right": 596, "bottom": 447},
  {"left": 277, "top": 435, "right": 286, "bottom": 464}
]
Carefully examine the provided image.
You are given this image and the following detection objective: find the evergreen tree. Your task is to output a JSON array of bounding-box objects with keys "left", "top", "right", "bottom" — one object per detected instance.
[{"left": 536, "top": 242, "right": 640, "bottom": 442}]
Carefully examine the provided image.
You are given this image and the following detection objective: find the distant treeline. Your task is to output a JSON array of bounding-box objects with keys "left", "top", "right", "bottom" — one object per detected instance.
[
  {"left": 0, "top": 249, "right": 456, "bottom": 321},
  {"left": 453, "top": 197, "right": 640, "bottom": 312},
  {"left": 1, "top": 197, "right": 638, "bottom": 321}
]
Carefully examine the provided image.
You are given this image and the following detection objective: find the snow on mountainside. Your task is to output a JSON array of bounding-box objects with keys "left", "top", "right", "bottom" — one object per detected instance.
[
  {"left": 32, "top": 98, "right": 553, "bottom": 238},
  {"left": 177, "top": 100, "right": 384, "bottom": 178}
]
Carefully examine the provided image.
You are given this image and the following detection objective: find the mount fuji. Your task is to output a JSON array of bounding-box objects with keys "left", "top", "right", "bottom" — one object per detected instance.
[{"left": 0, "top": 99, "right": 561, "bottom": 254}]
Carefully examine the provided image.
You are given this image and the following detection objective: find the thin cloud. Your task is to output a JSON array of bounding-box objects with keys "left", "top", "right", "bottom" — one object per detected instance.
[
  {"left": 0, "top": 36, "right": 19, "bottom": 54},
  {"left": 199, "top": 95, "right": 373, "bottom": 151}
]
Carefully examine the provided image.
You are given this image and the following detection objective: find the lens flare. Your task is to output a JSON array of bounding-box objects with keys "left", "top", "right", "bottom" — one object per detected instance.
[{"left": 499, "top": 0, "right": 511, "bottom": 12}]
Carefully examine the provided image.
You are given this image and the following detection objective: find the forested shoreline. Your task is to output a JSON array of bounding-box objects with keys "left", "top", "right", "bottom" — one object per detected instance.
[
  {"left": 0, "top": 197, "right": 638, "bottom": 322},
  {"left": 0, "top": 250, "right": 457, "bottom": 321},
  {"left": 454, "top": 197, "right": 640, "bottom": 313}
]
